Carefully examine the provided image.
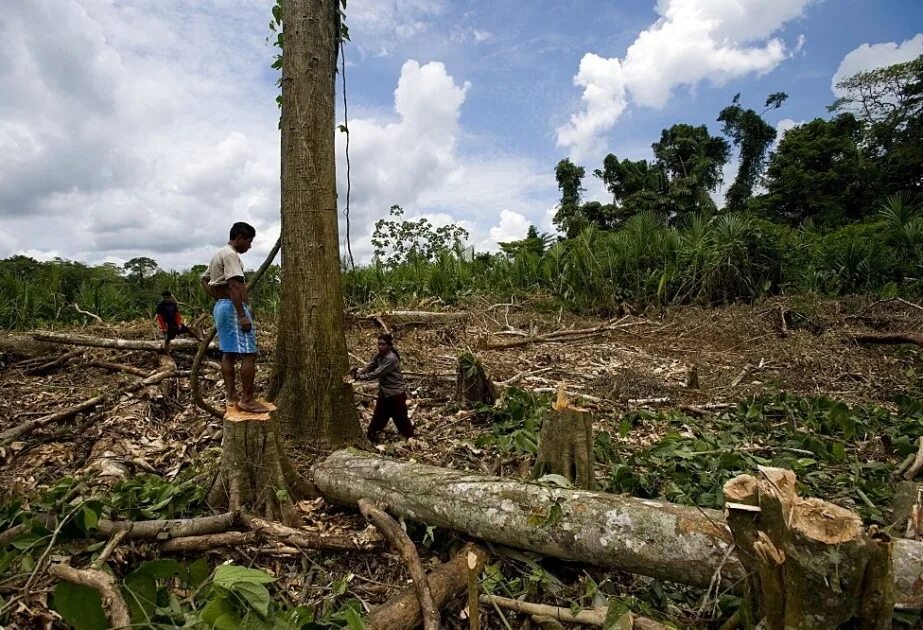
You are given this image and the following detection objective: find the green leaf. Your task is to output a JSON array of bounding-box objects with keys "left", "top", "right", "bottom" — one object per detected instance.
[
  {"left": 200, "top": 595, "right": 242, "bottom": 630},
  {"left": 53, "top": 581, "right": 108, "bottom": 630},
  {"left": 231, "top": 582, "right": 272, "bottom": 618},
  {"left": 188, "top": 557, "right": 211, "bottom": 588},
  {"left": 131, "top": 558, "right": 184, "bottom": 579},
  {"left": 123, "top": 571, "right": 158, "bottom": 623},
  {"left": 344, "top": 606, "right": 366, "bottom": 630},
  {"left": 213, "top": 564, "right": 276, "bottom": 588}
]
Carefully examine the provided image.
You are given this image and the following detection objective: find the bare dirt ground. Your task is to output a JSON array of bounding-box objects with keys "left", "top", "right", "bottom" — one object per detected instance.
[{"left": 0, "top": 295, "right": 920, "bottom": 627}]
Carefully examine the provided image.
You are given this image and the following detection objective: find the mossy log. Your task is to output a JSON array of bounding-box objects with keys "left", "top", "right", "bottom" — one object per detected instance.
[
  {"left": 532, "top": 388, "right": 594, "bottom": 489},
  {"left": 456, "top": 353, "right": 496, "bottom": 408},
  {"left": 207, "top": 404, "right": 310, "bottom": 526},
  {"left": 313, "top": 450, "right": 923, "bottom": 608},
  {"left": 724, "top": 467, "right": 896, "bottom": 628}
]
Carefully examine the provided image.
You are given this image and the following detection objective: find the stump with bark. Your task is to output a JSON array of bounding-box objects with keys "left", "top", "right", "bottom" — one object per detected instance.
[
  {"left": 724, "top": 467, "right": 895, "bottom": 629},
  {"left": 456, "top": 353, "right": 496, "bottom": 408},
  {"left": 207, "top": 403, "right": 310, "bottom": 526},
  {"left": 532, "top": 387, "right": 594, "bottom": 489}
]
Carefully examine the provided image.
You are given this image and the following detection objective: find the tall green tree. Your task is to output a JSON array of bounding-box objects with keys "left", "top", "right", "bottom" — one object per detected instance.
[
  {"left": 652, "top": 124, "right": 730, "bottom": 216},
  {"left": 553, "top": 158, "right": 587, "bottom": 237},
  {"left": 717, "top": 92, "right": 787, "bottom": 211},
  {"left": 831, "top": 54, "right": 923, "bottom": 197},
  {"left": 761, "top": 114, "right": 876, "bottom": 227},
  {"left": 594, "top": 154, "right": 669, "bottom": 221},
  {"left": 269, "top": 0, "right": 361, "bottom": 445},
  {"left": 123, "top": 256, "right": 158, "bottom": 284}
]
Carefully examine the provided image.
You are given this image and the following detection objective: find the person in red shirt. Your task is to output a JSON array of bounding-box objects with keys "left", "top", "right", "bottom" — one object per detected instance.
[{"left": 155, "top": 291, "right": 197, "bottom": 353}]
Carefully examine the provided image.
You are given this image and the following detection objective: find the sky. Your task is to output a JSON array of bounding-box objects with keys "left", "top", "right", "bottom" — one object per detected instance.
[{"left": 1, "top": 0, "right": 921, "bottom": 270}]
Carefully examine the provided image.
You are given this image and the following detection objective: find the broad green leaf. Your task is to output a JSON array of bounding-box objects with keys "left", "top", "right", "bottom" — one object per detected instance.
[
  {"left": 231, "top": 582, "right": 272, "bottom": 618},
  {"left": 53, "top": 581, "right": 107, "bottom": 630},
  {"left": 344, "top": 606, "right": 366, "bottom": 630},
  {"left": 213, "top": 564, "right": 276, "bottom": 588}
]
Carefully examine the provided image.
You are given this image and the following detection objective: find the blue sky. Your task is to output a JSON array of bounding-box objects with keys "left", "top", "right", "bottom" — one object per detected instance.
[{"left": 0, "top": 1, "right": 921, "bottom": 269}]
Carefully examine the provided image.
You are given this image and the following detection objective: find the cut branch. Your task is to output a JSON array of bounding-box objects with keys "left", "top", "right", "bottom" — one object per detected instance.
[
  {"left": 96, "top": 512, "right": 235, "bottom": 540},
  {"left": 23, "top": 350, "right": 81, "bottom": 376},
  {"left": 48, "top": 563, "right": 131, "bottom": 629},
  {"left": 359, "top": 499, "right": 439, "bottom": 630},
  {"left": 370, "top": 311, "right": 468, "bottom": 328},
  {"left": 366, "top": 544, "right": 488, "bottom": 630},
  {"left": 0, "top": 369, "right": 174, "bottom": 446},
  {"left": 246, "top": 516, "right": 379, "bottom": 552}
]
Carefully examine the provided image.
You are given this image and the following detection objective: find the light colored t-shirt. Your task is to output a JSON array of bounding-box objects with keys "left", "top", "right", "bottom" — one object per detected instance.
[{"left": 203, "top": 244, "right": 245, "bottom": 287}]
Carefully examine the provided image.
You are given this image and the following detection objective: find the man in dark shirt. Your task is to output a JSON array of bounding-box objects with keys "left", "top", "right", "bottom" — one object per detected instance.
[{"left": 353, "top": 333, "right": 414, "bottom": 442}]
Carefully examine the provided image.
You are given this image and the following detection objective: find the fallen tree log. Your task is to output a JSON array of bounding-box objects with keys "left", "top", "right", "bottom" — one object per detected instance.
[
  {"left": 0, "top": 369, "right": 175, "bottom": 446},
  {"left": 313, "top": 450, "right": 923, "bottom": 609},
  {"left": 366, "top": 544, "right": 488, "bottom": 630},
  {"left": 483, "top": 317, "right": 631, "bottom": 350},
  {"left": 32, "top": 331, "right": 209, "bottom": 353}
]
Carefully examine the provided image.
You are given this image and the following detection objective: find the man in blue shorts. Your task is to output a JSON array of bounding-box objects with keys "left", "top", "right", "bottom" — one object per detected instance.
[{"left": 200, "top": 222, "right": 270, "bottom": 413}]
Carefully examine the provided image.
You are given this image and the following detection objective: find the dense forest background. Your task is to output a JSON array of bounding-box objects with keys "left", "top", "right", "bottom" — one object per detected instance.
[{"left": 2, "top": 55, "right": 920, "bottom": 329}]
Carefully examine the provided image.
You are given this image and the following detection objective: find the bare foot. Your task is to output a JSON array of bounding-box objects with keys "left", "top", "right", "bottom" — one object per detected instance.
[{"left": 237, "top": 398, "right": 271, "bottom": 414}]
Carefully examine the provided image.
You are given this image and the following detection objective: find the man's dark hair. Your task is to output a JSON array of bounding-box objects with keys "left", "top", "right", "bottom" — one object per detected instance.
[
  {"left": 161, "top": 290, "right": 172, "bottom": 298},
  {"left": 229, "top": 222, "right": 256, "bottom": 240}
]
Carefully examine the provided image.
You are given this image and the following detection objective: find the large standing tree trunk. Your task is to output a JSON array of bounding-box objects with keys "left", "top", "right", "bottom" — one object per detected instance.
[{"left": 270, "top": 0, "right": 361, "bottom": 445}]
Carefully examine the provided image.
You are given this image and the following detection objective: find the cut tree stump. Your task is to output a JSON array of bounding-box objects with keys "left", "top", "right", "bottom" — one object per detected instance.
[
  {"left": 532, "top": 387, "right": 594, "bottom": 489},
  {"left": 456, "top": 353, "right": 496, "bottom": 408},
  {"left": 207, "top": 402, "right": 309, "bottom": 526},
  {"left": 724, "top": 467, "right": 895, "bottom": 629},
  {"left": 312, "top": 450, "right": 923, "bottom": 609}
]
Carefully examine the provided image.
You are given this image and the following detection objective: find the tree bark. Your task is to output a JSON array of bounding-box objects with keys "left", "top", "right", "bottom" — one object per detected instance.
[
  {"left": 207, "top": 406, "right": 309, "bottom": 525},
  {"left": 366, "top": 544, "right": 488, "bottom": 630},
  {"left": 96, "top": 512, "right": 236, "bottom": 540},
  {"left": 532, "top": 388, "right": 594, "bottom": 489},
  {"left": 312, "top": 450, "right": 923, "bottom": 609},
  {"left": 724, "top": 467, "right": 895, "bottom": 629},
  {"left": 269, "top": 0, "right": 360, "bottom": 446},
  {"left": 456, "top": 353, "right": 496, "bottom": 408}
]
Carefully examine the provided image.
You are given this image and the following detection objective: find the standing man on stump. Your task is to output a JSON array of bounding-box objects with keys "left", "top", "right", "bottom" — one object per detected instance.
[
  {"left": 201, "top": 222, "right": 269, "bottom": 413},
  {"left": 351, "top": 333, "right": 414, "bottom": 442}
]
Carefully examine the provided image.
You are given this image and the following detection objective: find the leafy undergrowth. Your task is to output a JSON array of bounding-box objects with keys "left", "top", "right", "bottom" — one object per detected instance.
[{"left": 481, "top": 387, "right": 923, "bottom": 523}]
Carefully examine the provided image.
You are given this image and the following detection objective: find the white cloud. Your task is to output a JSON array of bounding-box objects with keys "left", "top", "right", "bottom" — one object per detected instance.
[
  {"left": 0, "top": 0, "right": 281, "bottom": 269},
  {"left": 831, "top": 34, "right": 923, "bottom": 96},
  {"left": 488, "top": 210, "right": 530, "bottom": 247},
  {"left": 336, "top": 61, "right": 557, "bottom": 261},
  {"left": 557, "top": 0, "right": 813, "bottom": 162},
  {"left": 776, "top": 118, "right": 804, "bottom": 138}
]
